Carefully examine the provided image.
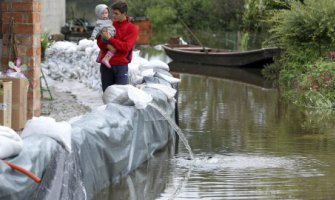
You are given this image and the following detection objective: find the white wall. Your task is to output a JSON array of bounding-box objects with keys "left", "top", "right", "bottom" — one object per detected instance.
[{"left": 40, "top": 0, "right": 66, "bottom": 34}]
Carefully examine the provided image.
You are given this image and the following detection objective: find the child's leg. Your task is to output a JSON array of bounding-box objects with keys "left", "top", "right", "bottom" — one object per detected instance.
[
  {"left": 101, "top": 51, "right": 114, "bottom": 68},
  {"left": 96, "top": 50, "right": 104, "bottom": 63}
]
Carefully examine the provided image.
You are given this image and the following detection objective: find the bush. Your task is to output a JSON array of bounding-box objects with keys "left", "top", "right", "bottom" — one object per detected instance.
[
  {"left": 268, "top": 0, "right": 335, "bottom": 55},
  {"left": 264, "top": 0, "right": 335, "bottom": 109}
]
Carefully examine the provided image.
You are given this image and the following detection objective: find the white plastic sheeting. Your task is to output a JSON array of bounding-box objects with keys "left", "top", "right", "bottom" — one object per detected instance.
[
  {"left": 21, "top": 117, "right": 72, "bottom": 152},
  {"left": 0, "top": 126, "right": 22, "bottom": 159},
  {"left": 103, "top": 85, "right": 153, "bottom": 109}
]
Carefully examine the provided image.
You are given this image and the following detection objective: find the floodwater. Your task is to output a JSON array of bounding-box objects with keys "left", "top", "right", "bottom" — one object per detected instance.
[{"left": 93, "top": 48, "right": 335, "bottom": 200}]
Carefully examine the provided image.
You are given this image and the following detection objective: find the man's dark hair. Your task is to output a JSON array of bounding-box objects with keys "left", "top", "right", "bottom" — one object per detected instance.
[{"left": 111, "top": 1, "right": 128, "bottom": 13}]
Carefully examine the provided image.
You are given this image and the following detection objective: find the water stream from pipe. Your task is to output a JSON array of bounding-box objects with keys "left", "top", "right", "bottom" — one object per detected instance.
[
  {"left": 148, "top": 103, "right": 194, "bottom": 160},
  {"left": 148, "top": 102, "right": 194, "bottom": 199}
]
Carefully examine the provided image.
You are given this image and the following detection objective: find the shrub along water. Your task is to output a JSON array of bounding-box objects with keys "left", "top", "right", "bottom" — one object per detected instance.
[{"left": 263, "top": 0, "right": 335, "bottom": 109}]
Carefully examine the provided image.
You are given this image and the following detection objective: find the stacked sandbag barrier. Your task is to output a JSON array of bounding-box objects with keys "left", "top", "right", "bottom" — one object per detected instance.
[
  {"left": 42, "top": 39, "right": 102, "bottom": 89},
  {"left": 0, "top": 40, "right": 180, "bottom": 200}
]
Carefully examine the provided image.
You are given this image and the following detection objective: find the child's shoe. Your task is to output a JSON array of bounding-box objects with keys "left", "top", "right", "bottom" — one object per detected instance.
[{"left": 101, "top": 51, "right": 114, "bottom": 68}]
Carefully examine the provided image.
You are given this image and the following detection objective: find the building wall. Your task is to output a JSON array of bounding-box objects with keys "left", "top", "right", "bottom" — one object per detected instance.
[
  {"left": 40, "top": 0, "right": 65, "bottom": 34},
  {"left": 0, "top": 0, "right": 3, "bottom": 59},
  {"left": 1, "top": 0, "right": 42, "bottom": 118},
  {"left": 0, "top": 39, "right": 2, "bottom": 62}
]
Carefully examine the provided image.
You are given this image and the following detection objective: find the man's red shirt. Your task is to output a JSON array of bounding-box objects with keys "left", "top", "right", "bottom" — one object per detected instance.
[{"left": 97, "top": 17, "right": 138, "bottom": 65}]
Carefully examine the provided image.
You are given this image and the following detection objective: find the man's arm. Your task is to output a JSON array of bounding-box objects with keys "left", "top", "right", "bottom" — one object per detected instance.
[
  {"left": 108, "top": 25, "right": 138, "bottom": 52},
  {"left": 96, "top": 35, "right": 108, "bottom": 51},
  {"left": 107, "top": 44, "right": 116, "bottom": 53}
]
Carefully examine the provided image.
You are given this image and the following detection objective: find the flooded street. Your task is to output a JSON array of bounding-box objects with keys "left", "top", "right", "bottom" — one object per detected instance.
[{"left": 93, "top": 48, "right": 335, "bottom": 200}]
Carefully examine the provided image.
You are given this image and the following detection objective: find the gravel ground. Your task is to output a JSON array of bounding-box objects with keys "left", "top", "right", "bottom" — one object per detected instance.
[{"left": 41, "top": 86, "right": 91, "bottom": 122}]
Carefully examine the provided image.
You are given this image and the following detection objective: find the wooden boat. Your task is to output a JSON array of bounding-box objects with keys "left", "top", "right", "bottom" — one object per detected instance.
[{"left": 162, "top": 44, "right": 281, "bottom": 67}]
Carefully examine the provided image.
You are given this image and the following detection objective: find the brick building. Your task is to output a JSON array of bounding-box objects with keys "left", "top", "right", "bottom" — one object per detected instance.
[
  {"left": 0, "top": 0, "right": 65, "bottom": 120},
  {"left": 1, "top": 0, "right": 42, "bottom": 119}
]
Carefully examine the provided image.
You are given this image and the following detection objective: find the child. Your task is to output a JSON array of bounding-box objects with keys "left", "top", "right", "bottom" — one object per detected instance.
[{"left": 90, "top": 4, "right": 115, "bottom": 68}]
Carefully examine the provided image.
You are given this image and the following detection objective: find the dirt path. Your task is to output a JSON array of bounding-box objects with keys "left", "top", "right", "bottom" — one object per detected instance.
[{"left": 41, "top": 87, "right": 91, "bottom": 122}]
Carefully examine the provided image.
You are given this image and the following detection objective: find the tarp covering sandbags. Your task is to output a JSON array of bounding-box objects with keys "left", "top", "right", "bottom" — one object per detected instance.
[{"left": 0, "top": 40, "right": 179, "bottom": 200}]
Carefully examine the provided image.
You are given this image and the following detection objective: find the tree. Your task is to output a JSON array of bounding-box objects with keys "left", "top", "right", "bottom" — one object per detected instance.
[{"left": 242, "top": 0, "right": 303, "bottom": 32}]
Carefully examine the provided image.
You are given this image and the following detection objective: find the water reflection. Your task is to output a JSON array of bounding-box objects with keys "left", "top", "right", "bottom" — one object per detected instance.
[
  {"left": 92, "top": 144, "right": 174, "bottom": 200},
  {"left": 167, "top": 69, "right": 335, "bottom": 200},
  {"left": 169, "top": 61, "right": 274, "bottom": 89},
  {"left": 176, "top": 73, "right": 280, "bottom": 154},
  {"left": 137, "top": 45, "right": 171, "bottom": 63}
]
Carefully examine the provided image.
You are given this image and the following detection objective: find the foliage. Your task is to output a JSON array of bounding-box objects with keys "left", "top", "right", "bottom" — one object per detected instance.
[
  {"left": 41, "top": 32, "right": 50, "bottom": 50},
  {"left": 240, "top": 32, "right": 250, "bottom": 51},
  {"left": 267, "top": 0, "right": 335, "bottom": 55},
  {"left": 126, "top": 0, "right": 153, "bottom": 18},
  {"left": 241, "top": 0, "right": 301, "bottom": 49},
  {"left": 242, "top": 0, "right": 293, "bottom": 32},
  {"left": 209, "top": 0, "right": 245, "bottom": 31},
  {"left": 261, "top": 57, "right": 282, "bottom": 86},
  {"left": 145, "top": 1, "right": 181, "bottom": 44},
  {"left": 300, "top": 107, "right": 335, "bottom": 130},
  {"left": 263, "top": 0, "right": 335, "bottom": 109},
  {"left": 295, "top": 60, "right": 335, "bottom": 108},
  {"left": 243, "top": 0, "right": 267, "bottom": 31},
  {"left": 127, "top": 0, "right": 244, "bottom": 44},
  {"left": 276, "top": 55, "right": 335, "bottom": 109}
]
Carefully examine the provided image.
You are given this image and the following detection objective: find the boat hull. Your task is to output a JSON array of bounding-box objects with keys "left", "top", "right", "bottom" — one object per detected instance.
[{"left": 162, "top": 45, "right": 280, "bottom": 67}]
